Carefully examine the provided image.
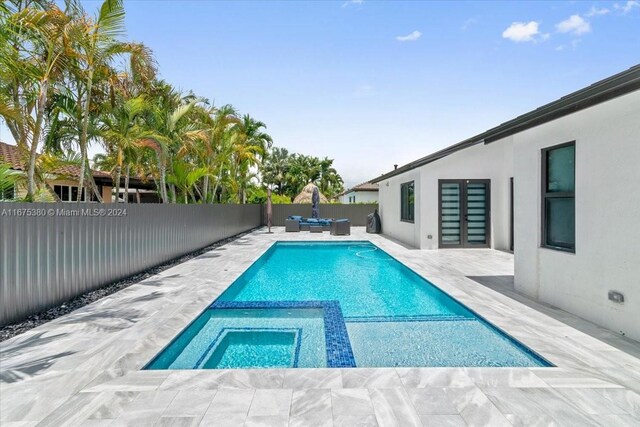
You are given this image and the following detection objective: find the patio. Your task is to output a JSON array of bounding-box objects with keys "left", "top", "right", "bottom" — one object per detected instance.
[{"left": 1, "top": 227, "right": 639, "bottom": 426}]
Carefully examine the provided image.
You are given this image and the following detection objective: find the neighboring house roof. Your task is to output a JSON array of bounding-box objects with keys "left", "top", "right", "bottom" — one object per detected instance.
[
  {"left": 339, "top": 181, "right": 379, "bottom": 197},
  {"left": 0, "top": 141, "right": 111, "bottom": 179},
  {"left": 372, "top": 64, "right": 640, "bottom": 183}
]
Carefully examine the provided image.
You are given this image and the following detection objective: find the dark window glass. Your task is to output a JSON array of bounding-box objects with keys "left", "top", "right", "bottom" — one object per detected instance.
[
  {"left": 54, "top": 185, "right": 63, "bottom": 200},
  {"left": 546, "top": 144, "right": 575, "bottom": 192},
  {"left": 401, "top": 181, "right": 415, "bottom": 222},
  {"left": 1, "top": 185, "right": 14, "bottom": 200},
  {"left": 542, "top": 142, "right": 575, "bottom": 251},
  {"left": 71, "top": 186, "right": 78, "bottom": 202},
  {"left": 61, "top": 186, "right": 70, "bottom": 201}
]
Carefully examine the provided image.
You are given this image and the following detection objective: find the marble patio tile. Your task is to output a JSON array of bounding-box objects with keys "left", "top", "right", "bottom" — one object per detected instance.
[
  {"left": 247, "top": 389, "right": 292, "bottom": 417},
  {"left": 160, "top": 390, "right": 216, "bottom": 417},
  {"left": 331, "top": 389, "right": 375, "bottom": 416},
  {"left": 503, "top": 414, "right": 561, "bottom": 427},
  {"left": 197, "top": 412, "right": 245, "bottom": 427},
  {"left": 283, "top": 368, "right": 342, "bottom": 389},
  {"left": 341, "top": 368, "right": 403, "bottom": 389},
  {"left": 554, "top": 388, "right": 629, "bottom": 415},
  {"left": 244, "top": 415, "right": 289, "bottom": 427},
  {"left": 86, "top": 391, "right": 140, "bottom": 420},
  {"left": 517, "top": 388, "right": 605, "bottom": 426},
  {"left": 406, "top": 388, "right": 459, "bottom": 415},
  {"left": 443, "top": 386, "right": 511, "bottom": 427},
  {"left": 396, "top": 368, "right": 474, "bottom": 388},
  {"left": 333, "top": 415, "right": 379, "bottom": 427},
  {"left": 531, "top": 369, "right": 625, "bottom": 389},
  {"left": 110, "top": 390, "right": 178, "bottom": 427},
  {"left": 35, "top": 392, "right": 114, "bottom": 427},
  {"left": 289, "top": 389, "right": 332, "bottom": 427},
  {"left": 368, "top": 388, "right": 422, "bottom": 427},
  {"left": 464, "top": 368, "right": 548, "bottom": 389},
  {"left": 155, "top": 416, "right": 202, "bottom": 427},
  {"left": 206, "top": 388, "right": 255, "bottom": 414},
  {"left": 595, "top": 388, "right": 640, "bottom": 417},
  {"left": 588, "top": 414, "right": 640, "bottom": 427},
  {"left": 81, "top": 370, "right": 170, "bottom": 392},
  {"left": 0, "top": 392, "right": 69, "bottom": 423},
  {"left": 417, "top": 414, "right": 467, "bottom": 427}
]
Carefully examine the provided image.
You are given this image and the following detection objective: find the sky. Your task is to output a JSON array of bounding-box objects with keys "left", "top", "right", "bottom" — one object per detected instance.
[{"left": 1, "top": 1, "right": 639, "bottom": 188}]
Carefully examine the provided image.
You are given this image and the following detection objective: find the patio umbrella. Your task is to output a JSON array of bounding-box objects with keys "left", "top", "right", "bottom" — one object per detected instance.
[
  {"left": 267, "top": 187, "right": 273, "bottom": 233},
  {"left": 311, "top": 186, "right": 320, "bottom": 218}
]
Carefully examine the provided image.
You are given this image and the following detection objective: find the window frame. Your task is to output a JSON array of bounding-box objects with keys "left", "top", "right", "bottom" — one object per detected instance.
[
  {"left": 541, "top": 141, "right": 576, "bottom": 253},
  {"left": 0, "top": 184, "right": 15, "bottom": 201},
  {"left": 400, "top": 180, "right": 415, "bottom": 223}
]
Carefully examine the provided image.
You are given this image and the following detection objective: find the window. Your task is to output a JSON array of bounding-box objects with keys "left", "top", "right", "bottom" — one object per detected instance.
[
  {"left": 542, "top": 142, "right": 575, "bottom": 252},
  {"left": 0, "top": 185, "right": 15, "bottom": 201},
  {"left": 400, "top": 181, "right": 415, "bottom": 222},
  {"left": 54, "top": 185, "right": 85, "bottom": 202}
]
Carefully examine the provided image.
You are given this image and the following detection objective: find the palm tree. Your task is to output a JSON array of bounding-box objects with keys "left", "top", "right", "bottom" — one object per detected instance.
[
  {"left": 99, "top": 95, "right": 149, "bottom": 202},
  {"left": 0, "top": 2, "right": 73, "bottom": 199},
  {"left": 65, "top": 0, "right": 155, "bottom": 201}
]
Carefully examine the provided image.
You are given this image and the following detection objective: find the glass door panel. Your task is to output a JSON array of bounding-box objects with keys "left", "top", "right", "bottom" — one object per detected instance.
[
  {"left": 465, "top": 182, "right": 488, "bottom": 245},
  {"left": 439, "top": 182, "right": 462, "bottom": 247}
]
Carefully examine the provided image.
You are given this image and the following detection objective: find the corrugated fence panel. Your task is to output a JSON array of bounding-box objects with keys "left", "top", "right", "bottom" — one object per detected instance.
[
  {"left": 0, "top": 202, "right": 261, "bottom": 326},
  {"left": 264, "top": 204, "right": 378, "bottom": 226}
]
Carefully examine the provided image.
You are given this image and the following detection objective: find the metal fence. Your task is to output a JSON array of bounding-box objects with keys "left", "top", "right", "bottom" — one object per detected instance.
[
  {"left": 0, "top": 202, "right": 261, "bottom": 326},
  {"left": 263, "top": 203, "right": 378, "bottom": 226}
]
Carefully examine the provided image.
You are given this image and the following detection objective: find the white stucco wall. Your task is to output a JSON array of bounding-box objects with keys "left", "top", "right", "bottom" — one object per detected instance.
[
  {"left": 513, "top": 90, "right": 640, "bottom": 341},
  {"left": 378, "top": 140, "right": 514, "bottom": 250},
  {"left": 377, "top": 169, "right": 421, "bottom": 248},
  {"left": 339, "top": 190, "right": 378, "bottom": 204}
]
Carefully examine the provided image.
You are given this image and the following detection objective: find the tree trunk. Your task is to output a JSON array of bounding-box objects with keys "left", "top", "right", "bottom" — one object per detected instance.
[
  {"left": 78, "top": 73, "right": 94, "bottom": 202},
  {"left": 114, "top": 162, "right": 122, "bottom": 203},
  {"left": 136, "top": 188, "right": 141, "bottom": 203},
  {"left": 124, "top": 164, "right": 130, "bottom": 203},
  {"left": 157, "top": 151, "right": 168, "bottom": 203},
  {"left": 27, "top": 79, "right": 49, "bottom": 199},
  {"left": 170, "top": 184, "right": 176, "bottom": 203},
  {"left": 202, "top": 175, "right": 209, "bottom": 203}
]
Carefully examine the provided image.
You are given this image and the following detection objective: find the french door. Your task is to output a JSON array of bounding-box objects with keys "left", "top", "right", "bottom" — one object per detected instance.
[{"left": 438, "top": 179, "right": 491, "bottom": 248}]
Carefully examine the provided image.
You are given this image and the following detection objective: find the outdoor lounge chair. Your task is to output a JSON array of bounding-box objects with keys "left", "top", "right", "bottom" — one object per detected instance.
[
  {"left": 330, "top": 219, "right": 351, "bottom": 236},
  {"left": 285, "top": 219, "right": 300, "bottom": 232}
]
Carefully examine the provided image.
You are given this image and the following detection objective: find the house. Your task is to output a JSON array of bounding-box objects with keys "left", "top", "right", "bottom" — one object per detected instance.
[
  {"left": 0, "top": 141, "right": 157, "bottom": 202},
  {"left": 372, "top": 64, "right": 640, "bottom": 341},
  {"left": 339, "top": 181, "right": 379, "bottom": 204}
]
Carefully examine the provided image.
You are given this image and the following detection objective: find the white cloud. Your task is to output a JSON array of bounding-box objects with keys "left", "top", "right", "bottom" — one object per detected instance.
[
  {"left": 586, "top": 6, "right": 610, "bottom": 17},
  {"left": 396, "top": 30, "right": 422, "bottom": 42},
  {"left": 617, "top": 1, "right": 640, "bottom": 13},
  {"left": 342, "top": 0, "right": 363, "bottom": 8},
  {"left": 555, "top": 38, "right": 582, "bottom": 52},
  {"left": 556, "top": 15, "right": 591, "bottom": 35},
  {"left": 502, "top": 21, "right": 540, "bottom": 42},
  {"left": 461, "top": 17, "right": 478, "bottom": 30}
]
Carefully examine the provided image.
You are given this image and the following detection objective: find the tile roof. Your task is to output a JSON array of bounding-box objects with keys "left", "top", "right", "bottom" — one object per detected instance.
[
  {"left": 0, "top": 141, "right": 111, "bottom": 179},
  {"left": 340, "top": 180, "right": 379, "bottom": 196}
]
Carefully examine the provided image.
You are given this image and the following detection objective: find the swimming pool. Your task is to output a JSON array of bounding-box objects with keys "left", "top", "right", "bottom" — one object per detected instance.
[{"left": 146, "top": 241, "right": 551, "bottom": 369}]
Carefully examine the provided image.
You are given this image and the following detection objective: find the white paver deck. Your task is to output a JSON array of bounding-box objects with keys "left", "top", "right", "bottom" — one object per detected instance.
[{"left": 1, "top": 227, "right": 639, "bottom": 426}]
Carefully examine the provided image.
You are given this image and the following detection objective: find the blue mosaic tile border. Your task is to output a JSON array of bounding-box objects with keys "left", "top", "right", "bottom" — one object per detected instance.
[
  {"left": 210, "top": 300, "right": 356, "bottom": 368},
  {"left": 194, "top": 327, "right": 303, "bottom": 369},
  {"left": 346, "top": 315, "right": 474, "bottom": 323}
]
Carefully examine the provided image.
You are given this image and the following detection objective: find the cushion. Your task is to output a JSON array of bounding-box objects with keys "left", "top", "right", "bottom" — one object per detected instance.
[{"left": 288, "top": 216, "right": 303, "bottom": 221}]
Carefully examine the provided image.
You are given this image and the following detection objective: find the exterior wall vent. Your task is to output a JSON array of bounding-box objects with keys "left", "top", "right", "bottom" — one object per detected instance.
[{"left": 608, "top": 291, "right": 624, "bottom": 304}]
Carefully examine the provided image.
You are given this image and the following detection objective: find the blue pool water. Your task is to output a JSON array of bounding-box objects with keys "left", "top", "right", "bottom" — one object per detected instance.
[{"left": 147, "top": 241, "right": 551, "bottom": 369}]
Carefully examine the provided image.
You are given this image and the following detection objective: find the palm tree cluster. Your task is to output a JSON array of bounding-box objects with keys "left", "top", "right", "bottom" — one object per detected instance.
[
  {"left": 0, "top": 0, "right": 344, "bottom": 204},
  {"left": 262, "top": 147, "right": 344, "bottom": 201}
]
